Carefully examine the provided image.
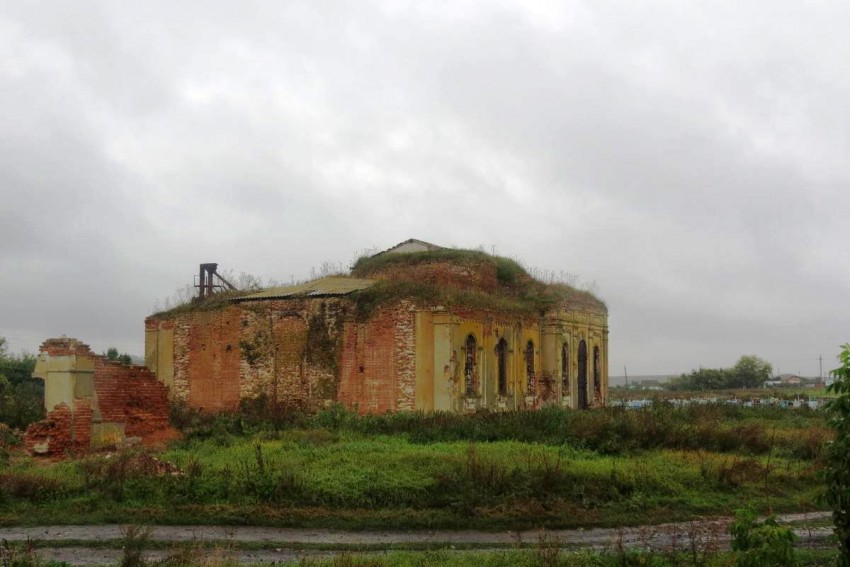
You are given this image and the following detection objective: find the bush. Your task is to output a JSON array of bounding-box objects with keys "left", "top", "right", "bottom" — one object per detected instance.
[
  {"left": 730, "top": 507, "right": 797, "bottom": 566},
  {"left": 825, "top": 343, "right": 850, "bottom": 565}
]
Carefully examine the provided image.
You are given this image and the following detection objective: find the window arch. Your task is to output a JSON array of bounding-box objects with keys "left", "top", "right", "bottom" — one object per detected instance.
[
  {"left": 561, "top": 342, "right": 569, "bottom": 395},
  {"left": 464, "top": 334, "right": 477, "bottom": 396},
  {"left": 525, "top": 340, "right": 535, "bottom": 391},
  {"left": 496, "top": 338, "right": 508, "bottom": 396}
]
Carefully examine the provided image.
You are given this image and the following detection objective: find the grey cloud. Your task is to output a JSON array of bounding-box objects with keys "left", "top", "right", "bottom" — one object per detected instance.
[{"left": 0, "top": 0, "right": 847, "bottom": 376}]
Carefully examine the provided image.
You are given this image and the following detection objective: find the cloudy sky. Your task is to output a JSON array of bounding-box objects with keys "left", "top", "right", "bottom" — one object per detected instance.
[{"left": 1, "top": 0, "right": 848, "bottom": 378}]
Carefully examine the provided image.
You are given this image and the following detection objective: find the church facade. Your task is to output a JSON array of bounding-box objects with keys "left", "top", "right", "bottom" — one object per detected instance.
[{"left": 144, "top": 240, "right": 609, "bottom": 414}]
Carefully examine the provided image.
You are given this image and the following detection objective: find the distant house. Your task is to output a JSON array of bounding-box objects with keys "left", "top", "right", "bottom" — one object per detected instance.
[{"left": 777, "top": 374, "right": 803, "bottom": 387}]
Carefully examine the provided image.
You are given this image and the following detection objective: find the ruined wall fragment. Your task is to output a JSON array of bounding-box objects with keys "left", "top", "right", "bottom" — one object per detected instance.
[{"left": 24, "top": 337, "right": 172, "bottom": 457}]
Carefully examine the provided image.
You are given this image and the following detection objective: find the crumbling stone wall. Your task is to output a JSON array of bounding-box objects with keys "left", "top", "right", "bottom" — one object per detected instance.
[{"left": 24, "top": 338, "right": 171, "bottom": 457}]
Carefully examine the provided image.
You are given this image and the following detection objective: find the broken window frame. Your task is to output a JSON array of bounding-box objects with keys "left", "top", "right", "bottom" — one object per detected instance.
[
  {"left": 464, "top": 334, "right": 477, "bottom": 396},
  {"left": 561, "top": 342, "right": 569, "bottom": 395},
  {"left": 525, "top": 340, "right": 535, "bottom": 392},
  {"left": 496, "top": 338, "right": 508, "bottom": 397}
]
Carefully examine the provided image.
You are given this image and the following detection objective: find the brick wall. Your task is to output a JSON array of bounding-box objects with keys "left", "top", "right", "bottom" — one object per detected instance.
[
  {"left": 24, "top": 337, "right": 171, "bottom": 457},
  {"left": 337, "top": 300, "right": 416, "bottom": 413},
  {"left": 159, "top": 296, "right": 418, "bottom": 415},
  {"left": 92, "top": 359, "right": 170, "bottom": 437},
  {"left": 165, "top": 298, "right": 350, "bottom": 413}
]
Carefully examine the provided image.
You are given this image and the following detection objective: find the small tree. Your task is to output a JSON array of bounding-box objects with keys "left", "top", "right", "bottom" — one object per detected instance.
[
  {"left": 105, "top": 347, "right": 132, "bottom": 366},
  {"left": 729, "top": 355, "right": 772, "bottom": 389},
  {"left": 825, "top": 344, "right": 850, "bottom": 565}
]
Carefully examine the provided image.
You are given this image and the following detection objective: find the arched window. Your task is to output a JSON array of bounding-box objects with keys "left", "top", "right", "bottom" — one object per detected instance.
[
  {"left": 525, "top": 340, "right": 535, "bottom": 391},
  {"left": 496, "top": 338, "right": 508, "bottom": 396},
  {"left": 593, "top": 346, "right": 601, "bottom": 395},
  {"left": 561, "top": 342, "right": 569, "bottom": 395},
  {"left": 578, "top": 340, "right": 588, "bottom": 409},
  {"left": 464, "top": 334, "right": 477, "bottom": 396}
]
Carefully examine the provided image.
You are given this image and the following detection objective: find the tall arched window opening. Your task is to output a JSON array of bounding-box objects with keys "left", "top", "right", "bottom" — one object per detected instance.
[
  {"left": 496, "top": 338, "right": 508, "bottom": 396},
  {"left": 593, "top": 346, "right": 601, "bottom": 396},
  {"left": 464, "top": 334, "right": 477, "bottom": 396},
  {"left": 561, "top": 342, "right": 569, "bottom": 395},
  {"left": 578, "top": 340, "right": 588, "bottom": 409},
  {"left": 525, "top": 340, "right": 535, "bottom": 391}
]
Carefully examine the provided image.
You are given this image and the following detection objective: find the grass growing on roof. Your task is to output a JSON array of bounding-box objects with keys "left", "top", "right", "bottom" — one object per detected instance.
[
  {"left": 149, "top": 290, "right": 252, "bottom": 318},
  {"left": 349, "top": 249, "right": 605, "bottom": 320}
]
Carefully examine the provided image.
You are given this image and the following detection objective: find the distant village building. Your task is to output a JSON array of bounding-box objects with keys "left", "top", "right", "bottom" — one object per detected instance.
[{"left": 145, "top": 240, "right": 609, "bottom": 413}]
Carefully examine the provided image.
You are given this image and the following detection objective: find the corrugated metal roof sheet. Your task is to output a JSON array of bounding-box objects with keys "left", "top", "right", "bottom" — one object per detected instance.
[{"left": 236, "top": 276, "right": 374, "bottom": 301}]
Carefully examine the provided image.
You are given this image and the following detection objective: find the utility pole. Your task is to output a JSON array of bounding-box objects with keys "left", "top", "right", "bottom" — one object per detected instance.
[
  {"left": 624, "top": 366, "right": 629, "bottom": 390},
  {"left": 819, "top": 355, "right": 823, "bottom": 386}
]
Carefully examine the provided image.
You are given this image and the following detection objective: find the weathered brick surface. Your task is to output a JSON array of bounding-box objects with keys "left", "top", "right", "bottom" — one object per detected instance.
[
  {"left": 24, "top": 403, "right": 73, "bottom": 457},
  {"left": 24, "top": 337, "right": 171, "bottom": 457},
  {"left": 92, "top": 359, "right": 170, "bottom": 437},
  {"left": 181, "top": 309, "right": 242, "bottom": 412},
  {"left": 337, "top": 301, "right": 415, "bottom": 413},
  {"left": 164, "top": 299, "right": 350, "bottom": 413}
]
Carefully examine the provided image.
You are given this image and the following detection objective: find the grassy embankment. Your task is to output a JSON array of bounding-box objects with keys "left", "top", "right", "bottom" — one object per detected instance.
[{"left": 0, "top": 404, "right": 830, "bottom": 529}]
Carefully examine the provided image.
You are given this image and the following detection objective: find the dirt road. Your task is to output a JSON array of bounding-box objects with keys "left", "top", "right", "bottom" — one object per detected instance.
[{"left": 0, "top": 512, "right": 833, "bottom": 565}]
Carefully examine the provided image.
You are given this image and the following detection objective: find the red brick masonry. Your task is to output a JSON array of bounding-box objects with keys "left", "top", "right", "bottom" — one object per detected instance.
[{"left": 24, "top": 338, "right": 172, "bottom": 457}]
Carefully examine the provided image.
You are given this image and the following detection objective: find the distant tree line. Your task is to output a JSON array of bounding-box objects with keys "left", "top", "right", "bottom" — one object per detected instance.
[{"left": 669, "top": 355, "right": 773, "bottom": 390}]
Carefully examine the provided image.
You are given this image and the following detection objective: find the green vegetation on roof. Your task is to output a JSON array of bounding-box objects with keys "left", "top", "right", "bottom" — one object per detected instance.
[
  {"left": 349, "top": 248, "right": 605, "bottom": 320},
  {"left": 351, "top": 248, "right": 528, "bottom": 286},
  {"left": 351, "top": 279, "right": 604, "bottom": 321},
  {"left": 150, "top": 248, "right": 605, "bottom": 320},
  {"left": 149, "top": 290, "right": 251, "bottom": 318}
]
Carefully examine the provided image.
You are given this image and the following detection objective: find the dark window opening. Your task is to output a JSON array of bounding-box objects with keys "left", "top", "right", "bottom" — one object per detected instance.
[
  {"left": 464, "top": 334, "right": 477, "bottom": 396},
  {"left": 561, "top": 342, "right": 569, "bottom": 395},
  {"left": 496, "top": 338, "right": 508, "bottom": 396},
  {"left": 593, "top": 346, "right": 601, "bottom": 394},
  {"left": 578, "top": 340, "right": 588, "bottom": 409},
  {"left": 525, "top": 340, "right": 535, "bottom": 391}
]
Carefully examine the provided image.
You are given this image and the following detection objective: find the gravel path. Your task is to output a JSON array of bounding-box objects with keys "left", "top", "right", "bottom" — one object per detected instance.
[{"left": 0, "top": 511, "right": 833, "bottom": 566}]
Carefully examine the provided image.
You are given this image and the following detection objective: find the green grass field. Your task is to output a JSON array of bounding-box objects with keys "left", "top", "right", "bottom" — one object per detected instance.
[{"left": 0, "top": 404, "right": 830, "bottom": 531}]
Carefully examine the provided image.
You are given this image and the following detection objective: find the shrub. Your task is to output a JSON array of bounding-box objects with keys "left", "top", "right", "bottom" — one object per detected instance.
[
  {"left": 825, "top": 343, "right": 850, "bottom": 565},
  {"left": 730, "top": 507, "right": 797, "bottom": 566},
  {"left": 0, "top": 538, "right": 43, "bottom": 567}
]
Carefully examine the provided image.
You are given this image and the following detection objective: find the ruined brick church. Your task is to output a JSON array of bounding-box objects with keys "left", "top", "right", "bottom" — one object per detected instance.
[{"left": 144, "top": 240, "right": 609, "bottom": 414}]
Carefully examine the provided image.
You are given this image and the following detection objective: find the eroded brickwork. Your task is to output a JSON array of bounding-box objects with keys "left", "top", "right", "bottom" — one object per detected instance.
[
  {"left": 24, "top": 337, "right": 172, "bottom": 457},
  {"left": 92, "top": 359, "right": 170, "bottom": 437},
  {"left": 157, "top": 298, "right": 352, "bottom": 413}
]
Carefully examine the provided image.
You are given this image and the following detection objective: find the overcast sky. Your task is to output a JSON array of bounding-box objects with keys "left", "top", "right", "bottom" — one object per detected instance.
[{"left": 1, "top": 1, "right": 848, "bottom": 377}]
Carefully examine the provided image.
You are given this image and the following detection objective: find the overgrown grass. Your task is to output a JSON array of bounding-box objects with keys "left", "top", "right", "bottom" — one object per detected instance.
[
  {"left": 172, "top": 403, "right": 831, "bottom": 461},
  {"left": 348, "top": 248, "right": 605, "bottom": 319},
  {"left": 148, "top": 290, "right": 252, "bottom": 319},
  {"left": 0, "top": 403, "right": 829, "bottom": 530},
  {"left": 350, "top": 249, "right": 523, "bottom": 280}
]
